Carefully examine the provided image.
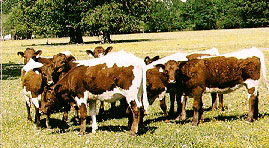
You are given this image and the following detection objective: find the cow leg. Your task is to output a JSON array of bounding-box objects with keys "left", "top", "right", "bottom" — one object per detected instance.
[
  {"left": 110, "top": 102, "right": 116, "bottom": 110},
  {"left": 129, "top": 101, "right": 142, "bottom": 136},
  {"left": 211, "top": 93, "right": 218, "bottom": 110},
  {"left": 192, "top": 87, "right": 204, "bottom": 126},
  {"left": 218, "top": 94, "right": 224, "bottom": 111},
  {"left": 247, "top": 87, "right": 259, "bottom": 122},
  {"left": 168, "top": 92, "right": 176, "bottom": 116},
  {"left": 159, "top": 97, "right": 168, "bottom": 116},
  {"left": 89, "top": 100, "right": 98, "bottom": 133},
  {"left": 99, "top": 101, "right": 105, "bottom": 115},
  {"left": 176, "top": 95, "right": 187, "bottom": 121},
  {"left": 46, "top": 114, "right": 51, "bottom": 129},
  {"left": 34, "top": 107, "right": 41, "bottom": 128},
  {"left": 62, "top": 110, "right": 69, "bottom": 123},
  {"left": 79, "top": 103, "right": 87, "bottom": 135},
  {"left": 25, "top": 102, "right": 32, "bottom": 121}
]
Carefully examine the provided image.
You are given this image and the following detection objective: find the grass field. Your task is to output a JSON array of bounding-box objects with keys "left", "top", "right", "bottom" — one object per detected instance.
[{"left": 1, "top": 28, "right": 269, "bottom": 147}]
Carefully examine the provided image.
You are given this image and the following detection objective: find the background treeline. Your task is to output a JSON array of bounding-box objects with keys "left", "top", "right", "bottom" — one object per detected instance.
[{"left": 2, "top": 0, "right": 268, "bottom": 43}]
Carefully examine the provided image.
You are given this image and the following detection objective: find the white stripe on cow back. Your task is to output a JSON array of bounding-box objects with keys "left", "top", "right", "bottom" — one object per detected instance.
[{"left": 146, "top": 48, "right": 219, "bottom": 70}]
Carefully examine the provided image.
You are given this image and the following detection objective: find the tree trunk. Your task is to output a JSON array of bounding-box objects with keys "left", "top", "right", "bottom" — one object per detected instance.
[
  {"left": 69, "top": 27, "right": 83, "bottom": 44},
  {"left": 101, "top": 31, "right": 111, "bottom": 43}
]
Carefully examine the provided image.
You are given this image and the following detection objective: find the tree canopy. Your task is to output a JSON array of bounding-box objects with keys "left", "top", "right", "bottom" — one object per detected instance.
[{"left": 3, "top": 0, "right": 268, "bottom": 43}]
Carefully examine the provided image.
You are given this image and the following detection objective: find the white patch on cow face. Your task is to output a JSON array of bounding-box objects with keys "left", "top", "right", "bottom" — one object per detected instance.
[
  {"left": 205, "top": 84, "right": 243, "bottom": 94},
  {"left": 159, "top": 67, "right": 164, "bottom": 73},
  {"left": 35, "top": 71, "right": 40, "bottom": 75}
]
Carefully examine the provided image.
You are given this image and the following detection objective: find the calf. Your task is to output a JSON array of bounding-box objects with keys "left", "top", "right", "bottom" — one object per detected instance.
[
  {"left": 162, "top": 53, "right": 268, "bottom": 125},
  {"left": 41, "top": 51, "right": 148, "bottom": 135},
  {"left": 86, "top": 46, "right": 113, "bottom": 58},
  {"left": 21, "top": 59, "right": 54, "bottom": 128}
]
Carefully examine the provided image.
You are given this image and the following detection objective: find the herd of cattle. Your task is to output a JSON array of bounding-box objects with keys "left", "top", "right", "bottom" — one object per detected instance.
[{"left": 17, "top": 46, "right": 269, "bottom": 135}]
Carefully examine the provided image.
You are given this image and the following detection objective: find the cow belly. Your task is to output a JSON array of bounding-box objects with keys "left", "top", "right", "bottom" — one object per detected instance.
[
  {"left": 205, "top": 84, "right": 243, "bottom": 94},
  {"left": 89, "top": 87, "right": 126, "bottom": 102}
]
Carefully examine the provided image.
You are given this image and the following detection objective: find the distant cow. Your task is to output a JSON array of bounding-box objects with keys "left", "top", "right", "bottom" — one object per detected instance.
[
  {"left": 161, "top": 48, "right": 269, "bottom": 125},
  {"left": 86, "top": 46, "right": 113, "bottom": 58},
  {"left": 144, "top": 48, "right": 220, "bottom": 117},
  {"left": 17, "top": 48, "right": 43, "bottom": 64},
  {"left": 40, "top": 51, "right": 148, "bottom": 135}
]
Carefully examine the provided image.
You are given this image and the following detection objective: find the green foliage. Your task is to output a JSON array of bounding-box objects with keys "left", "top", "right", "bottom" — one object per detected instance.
[{"left": 3, "top": 0, "right": 268, "bottom": 42}]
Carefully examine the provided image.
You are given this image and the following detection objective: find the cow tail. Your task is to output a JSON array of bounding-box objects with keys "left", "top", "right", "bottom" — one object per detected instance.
[
  {"left": 258, "top": 48, "right": 269, "bottom": 93},
  {"left": 142, "top": 66, "right": 149, "bottom": 113}
]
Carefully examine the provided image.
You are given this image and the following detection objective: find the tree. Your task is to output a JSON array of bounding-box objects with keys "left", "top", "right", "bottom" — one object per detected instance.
[{"left": 82, "top": 0, "right": 151, "bottom": 43}]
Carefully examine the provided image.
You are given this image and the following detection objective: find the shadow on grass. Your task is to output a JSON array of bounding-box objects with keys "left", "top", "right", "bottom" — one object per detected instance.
[
  {"left": 2, "top": 63, "right": 23, "bottom": 80},
  {"left": 40, "top": 118, "right": 70, "bottom": 133},
  {"left": 24, "top": 39, "right": 158, "bottom": 47}
]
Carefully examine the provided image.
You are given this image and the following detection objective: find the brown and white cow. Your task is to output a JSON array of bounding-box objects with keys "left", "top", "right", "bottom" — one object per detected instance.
[
  {"left": 160, "top": 47, "right": 269, "bottom": 125},
  {"left": 21, "top": 59, "right": 55, "bottom": 128},
  {"left": 144, "top": 48, "right": 220, "bottom": 117},
  {"left": 21, "top": 51, "right": 75, "bottom": 128},
  {"left": 40, "top": 51, "right": 148, "bottom": 135}
]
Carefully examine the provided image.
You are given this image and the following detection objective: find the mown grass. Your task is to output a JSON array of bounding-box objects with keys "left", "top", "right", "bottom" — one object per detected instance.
[{"left": 1, "top": 28, "right": 269, "bottom": 147}]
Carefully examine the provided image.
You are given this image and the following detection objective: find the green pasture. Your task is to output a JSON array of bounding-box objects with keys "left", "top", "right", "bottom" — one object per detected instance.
[{"left": 1, "top": 28, "right": 269, "bottom": 147}]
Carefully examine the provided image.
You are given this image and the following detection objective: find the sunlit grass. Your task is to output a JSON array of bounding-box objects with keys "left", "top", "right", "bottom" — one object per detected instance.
[{"left": 1, "top": 27, "right": 269, "bottom": 147}]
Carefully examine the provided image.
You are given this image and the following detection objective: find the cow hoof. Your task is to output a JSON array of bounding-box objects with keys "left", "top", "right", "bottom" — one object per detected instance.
[
  {"left": 79, "top": 132, "right": 85, "bottom": 136},
  {"left": 192, "top": 121, "right": 199, "bottom": 126},
  {"left": 246, "top": 117, "right": 254, "bottom": 122},
  {"left": 129, "top": 131, "right": 137, "bottom": 136},
  {"left": 175, "top": 114, "right": 186, "bottom": 121}
]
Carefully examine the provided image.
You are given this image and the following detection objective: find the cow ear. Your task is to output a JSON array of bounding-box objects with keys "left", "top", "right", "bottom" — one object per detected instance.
[
  {"left": 17, "top": 51, "right": 24, "bottom": 57},
  {"left": 54, "top": 84, "right": 62, "bottom": 93},
  {"left": 152, "top": 56, "right": 160, "bottom": 61},
  {"left": 35, "top": 50, "right": 42, "bottom": 56},
  {"left": 32, "top": 56, "right": 38, "bottom": 62},
  {"left": 104, "top": 46, "right": 113, "bottom": 55},
  {"left": 33, "top": 68, "right": 42, "bottom": 74},
  {"left": 144, "top": 56, "right": 150, "bottom": 64},
  {"left": 86, "top": 50, "right": 94, "bottom": 57},
  {"left": 155, "top": 64, "right": 165, "bottom": 73},
  {"left": 67, "top": 55, "right": 76, "bottom": 62}
]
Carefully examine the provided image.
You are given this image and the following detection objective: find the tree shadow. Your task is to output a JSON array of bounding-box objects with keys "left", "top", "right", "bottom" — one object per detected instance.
[
  {"left": 2, "top": 63, "right": 23, "bottom": 80},
  {"left": 23, "top": 38, "right": 158, "bottom": 46}
]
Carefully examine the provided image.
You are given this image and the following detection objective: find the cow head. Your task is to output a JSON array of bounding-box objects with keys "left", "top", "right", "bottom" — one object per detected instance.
[
  {"left": 157, "top": 60, "right": 180, "bottom": 84},
  {"left": 144, "top": 55, "right": 160, "bottom": 65},
  {"left": 33, "top": 63, "right": 54, "bottom": 85},
  {"left": 86, "top": 46, "right": 113, "bottom": 58},
  {"left": 52, "top": 53, "right": 70, "bottom": 73},
  {"left": 146, "top": 66, "right": 168, "bottom": 105},
  {"left": 17, "top": 48, "right": 42, "bottom": 64},
  {"left": 40, "top": 84, "right": 62, "bottom": 114}
]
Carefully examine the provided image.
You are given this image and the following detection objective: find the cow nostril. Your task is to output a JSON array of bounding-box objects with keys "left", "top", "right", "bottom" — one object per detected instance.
[
  {"left": 47, "top": 81, "right": 53, "bottom": 85},
  {"left": 169, "top": 80, "right": 176, "bottom": 84}
]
